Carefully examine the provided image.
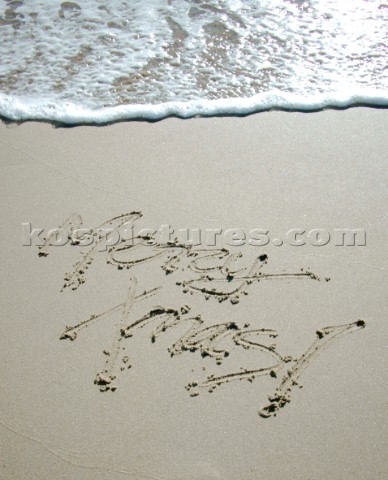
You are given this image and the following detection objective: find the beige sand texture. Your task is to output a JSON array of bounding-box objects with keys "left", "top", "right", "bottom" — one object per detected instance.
[{"left": 0, "top": 108, "right": 387, "bottom": 479}]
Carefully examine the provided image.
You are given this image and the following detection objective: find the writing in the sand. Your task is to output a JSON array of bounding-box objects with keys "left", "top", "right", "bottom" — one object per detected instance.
[{"left": 39, "top": 212, "right": 365, "bottom": 418}]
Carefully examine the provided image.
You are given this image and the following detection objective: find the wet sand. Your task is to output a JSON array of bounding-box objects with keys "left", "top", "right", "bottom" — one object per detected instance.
[{"left": 0, "top": 109, "right": 387, "bottom": 479}]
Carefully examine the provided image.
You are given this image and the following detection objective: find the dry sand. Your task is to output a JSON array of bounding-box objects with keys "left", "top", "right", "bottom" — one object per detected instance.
[{"left": 0, "top": 108, "right": 387, "bottom": 479}]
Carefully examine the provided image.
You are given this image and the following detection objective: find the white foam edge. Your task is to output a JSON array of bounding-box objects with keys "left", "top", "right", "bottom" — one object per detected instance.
[{"left": 0, "top": 89, "right": 387, "bottom": 124}]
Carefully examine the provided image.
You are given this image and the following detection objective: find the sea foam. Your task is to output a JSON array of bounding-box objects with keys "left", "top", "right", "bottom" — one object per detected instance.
[{"left": 0, "top": 0, "right": 387, "bottom": 124}]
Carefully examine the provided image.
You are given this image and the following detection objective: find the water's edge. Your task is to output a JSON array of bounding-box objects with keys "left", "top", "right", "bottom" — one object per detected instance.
[{"left": 1, "top": 90, "right": 387, "bottom": 126}]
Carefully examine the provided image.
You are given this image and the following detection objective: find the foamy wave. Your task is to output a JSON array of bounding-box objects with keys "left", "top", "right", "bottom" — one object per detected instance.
[
  {"left": 1, "top": 1, "right": 387, "bottom": 123},
  {"left": 0, "top": 90, "right": 387, "bottom": 124}
]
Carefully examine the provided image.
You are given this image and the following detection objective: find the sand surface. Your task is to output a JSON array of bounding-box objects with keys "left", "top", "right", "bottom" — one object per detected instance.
[{"left": 0, "top": 109, "right": 387, "bottom": 479}]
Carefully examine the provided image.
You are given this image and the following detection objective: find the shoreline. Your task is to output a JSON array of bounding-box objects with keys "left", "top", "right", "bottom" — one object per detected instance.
[{"left": 1, "top": 93, "right": 388, "bottom": 125}]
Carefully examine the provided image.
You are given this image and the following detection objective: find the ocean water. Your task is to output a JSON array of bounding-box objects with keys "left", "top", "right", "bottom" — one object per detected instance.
[{"left": 0, "top": 0, "right": 387, "bottom": 123}]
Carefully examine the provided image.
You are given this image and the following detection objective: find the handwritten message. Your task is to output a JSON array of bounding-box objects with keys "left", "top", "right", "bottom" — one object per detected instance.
[{"left": 39, "top": 212, "right": 365, "bottom": 418}]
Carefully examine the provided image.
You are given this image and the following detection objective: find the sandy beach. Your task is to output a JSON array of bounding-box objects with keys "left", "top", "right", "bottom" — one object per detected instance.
[{"left": 0, "top": 108, "right": 387, "bottom": 479}]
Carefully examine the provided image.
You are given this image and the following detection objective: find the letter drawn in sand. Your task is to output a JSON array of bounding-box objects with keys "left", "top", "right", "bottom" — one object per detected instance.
[
  {"left": 258, "top": 320, "right": 366, "bottom": 417},
  {"left": 39, "top": 212, "right": 142, "bottom": 290},
  {"left": 179, "top": 252, "right": 322, "bottom": 304}
]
